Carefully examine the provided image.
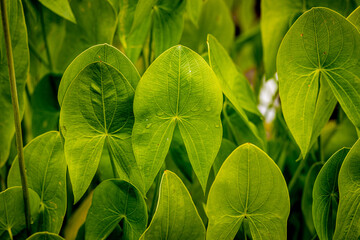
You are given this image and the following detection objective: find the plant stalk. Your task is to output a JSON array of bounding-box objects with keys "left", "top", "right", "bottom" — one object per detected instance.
[
  {"left": 288, "top": 155, "right": 306, "bottom": 192},
  {"left": 0, "top": 0, "right": 32, "bottom": 235}
]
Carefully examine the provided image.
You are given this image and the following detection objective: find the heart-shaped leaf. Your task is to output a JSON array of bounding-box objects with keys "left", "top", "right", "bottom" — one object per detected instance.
[
  {"left": 139, "top": 171, "right": 205, "bottom": 240},
  {"left": 333, "top": 139, "right": 360, "bottom": 239},
  {"left": 85, "top": 180, "right": 147, "bottom": 240},
  {"left": 8, "top": 131, "right": 66, "bottom": 233},
  {"left": 206, "top": 143, "right": 290, "bottom": 240},
  {"left": 277, "top": 7, "right": 360, "bottom": 157},
  {"left": 313, "top": 148, "right": 349, "bottom": 240},
  {"left": 132, "top": 45, "right": 223, "bottom": 192},
  {"left": 60, "top": 61, "right": 143, "bottom": 202},
  {"left": 0, "top": 187, "right": 41, "bottom": 238}
]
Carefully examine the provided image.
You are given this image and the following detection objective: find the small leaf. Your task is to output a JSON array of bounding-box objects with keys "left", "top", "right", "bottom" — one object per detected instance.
[
  {"left": 132, "top": 45, "right": 223, "bottom": 192},
  {"left": 313, "top": 148, "right": 349, "bottom": 240},
  {"left": 139, "top": 171, "right": 205, "bottom": 240},
  {"left": 186, "top": 0, "right": 202, "bottom": 26},
  {"left": 206, "top": 143, "right": 290, "bottom": 240},
  {"left": 8, "top": 131, "right": 66, "bottom": 233},
  {"left": 0, "top": 0, "right": 29, "bottom": 166},
  {"left": 0, "top": 187, "right": 41, "bottom": 238},
  {"left": 27, "top": 232, "right": 64, "bottom": 240},
  {"left": 60, "top": 61, "right": 143, "bottom": 202},
  {"left": 85, "top": 180, "right": 147, "bottom": 240},
  {"left": 38, "top": 0, "right": 76, "bottom": 23},
  {"left": 277, "top": 7, "right": 360, "bottom": 157},
  {"left": 333, "top": 139, "right": 360, "bottom": 239}
]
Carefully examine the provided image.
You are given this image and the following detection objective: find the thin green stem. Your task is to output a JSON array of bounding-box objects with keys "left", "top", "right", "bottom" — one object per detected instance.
[
  {"left": 39, "top": 5, "right": 53, "bottom": 71},
  {"left": 0, "top": 0, "right": 31, "bottom": 235},
  {"left": 148, "top": 164, "right": 164, "bottom": 223},
  {"left": 288, "top": 155, "right": 306, "bottom": 192},
  {"left": 8, "top": 228, "right": 13, "bottom": 240}
]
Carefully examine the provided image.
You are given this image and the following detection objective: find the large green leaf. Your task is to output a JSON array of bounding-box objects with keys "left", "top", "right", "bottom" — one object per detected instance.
[
  {"left": 60, "top": 61, "right": 143, "bottom": 202},
  {"left": 277, "top": 7, "right": 360, "bottom": 158},
  {"left": 261, "top": 0, "right": 356, "bottom": 78},
  {"left": 132, "top": 45, "right": 223, "bottom": 192},
  {"left": 38, "top": 0, "right": 75, "bottom": 23},
  {"left": 348, "top": 6, "right": 360, "bottom": 30},
  {"left": 53, "top": 0, "right": 118, "bottom": 72},
  {"left": 0, "top": 187, "right": 41, "bottom": 239},
  {"left": 334, "top": 139, "right": 360, "bottom": 239},
  {"left": 0, "top": 0, "right": 29, "bottom": 166},
  {"left": 27, "top": 232, "right": 64, "bottom": 240},
  {"left": 181, "top": 0, "right": 234, "bottom": 53},
  {"left": 301, "top": 162, "right": 322, "bottom": 234},
  {"left": 85, "top": 180, "right": 147, "bottom": 240},
  {"left": 139, "top": 171, "right": 205, "bottom": 240},
  {"left": 313, "top": 148, "right": 349, "bottom": 240},
  {"left": 58, "top": 43, "right": 140, "bottom": 106},
  {"left": 7, "top": 131, "right": 66, "bottom": 233},
  {"left": 206, "top": 143, "right": 290, "bottom": 240}
]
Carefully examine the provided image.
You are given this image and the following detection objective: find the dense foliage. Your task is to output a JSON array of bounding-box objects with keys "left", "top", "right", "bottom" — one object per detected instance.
[{"left": 0, "top": 0, "right": 360, "bottom": 239}]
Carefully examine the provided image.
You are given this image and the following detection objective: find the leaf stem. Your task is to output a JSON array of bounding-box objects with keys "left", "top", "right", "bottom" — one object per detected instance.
[
  {"left": 0, "top": 0, "right": 32, "bottom": 235},
  {"left": 288, "top": 155, "right": 306, "bottom": 192}
]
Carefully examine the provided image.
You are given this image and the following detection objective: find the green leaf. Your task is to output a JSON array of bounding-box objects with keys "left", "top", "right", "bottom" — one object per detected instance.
[
  {"left": 0, "top": 0, "right": 29, "bottom": 166},
  {"left": 31, "top": 74, "right": 61, "bottom": 137},
  {"left": 186, "top": 0, "right": 202, "bottom": 26},
  {"left": 348, "top": 6, "right": 360, "bottom": 30},
  {"left": 60, "top": 61, "right": 143, "bottom": 202},
  {"left": 277, "top": 7, "right": 360, "bottom": 157},
  {"left": 53, "top": 0, "right": 118, "bottom": 71},
  {"left": 212, "top": 138, "right": 236, "bottom": 176},
  {"left": 139, "top": 171, "right": 205, "bottom": 240},
  {"left": 206, "top": 143, "right": 290, "bottom": 240},
  {"left": 0, "top": 187, "right": 41, "bottom": 238},
  {"left": 334, "top": 139, "right": 360, "bottom": 239},
  {"left": 85, "top": 180, "right": 147, "bottom": 240},
  {"left": 181, "top": 0, "right": 234, "bottom": 53},
  {"left": 313, "top": 148, "right": 349, "bottom": 240},
  {"left": 261, "top": 0, "right": 356, "bottom": 78},
  {"left": 58, "top": 43, "right": 140, "bottom": 106},
  {"left": 207, "top": 34, "right": 260, "bottom": 117},
  {"left": 38, "top": 0, "right": 76, "bottom": 23},
  {"left": 7, "top": 131, "right": 66, "bottom": 233},
  {"left": 301, "top": 162, "right": 322, "bottom": 234},
  {"left": 132, "top": 45, "right": 223, "bottom": 192},
  {"left": 27, "top": 232, "right": 65, "bottom": 240}
]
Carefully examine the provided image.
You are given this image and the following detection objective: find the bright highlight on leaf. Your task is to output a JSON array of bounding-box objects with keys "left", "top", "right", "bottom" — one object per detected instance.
[
  {"left": 132, "top": 45, "right": 223, "bottom": 193},
  {"left": 278, "top": 7, "right": 360, "bottom": 158},
  {"left": 206, "top": 143, "right": 290, "bottom": 240},
  {"left": 140, "top": 171, "right": 205, "bottom": 240}
]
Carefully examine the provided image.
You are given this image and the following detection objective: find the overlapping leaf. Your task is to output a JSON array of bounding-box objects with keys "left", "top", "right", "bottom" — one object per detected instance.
[
  {"left": 206, "top": 143, "right": 290, "bottom": 240},
  {"left": 313, "top": 148, "right": 349, "bottom": 240},
  {"left": 27, "top": 232, "right": 64, "bottom": 240},
  {"left": 38, "top": 0, "right": 75, "bottom": 23},
  {"left": 8, "top": 131, "right": 66, "bottom": 233},
  {"left": 60, "top": 58, "right": 143, "bottom": 202},
  {"left": 85, "top": 180, "right": 147, "bottom": 240},
  {"left": 132, "top": 45, "right": 223, "bottom": 192},
  {"left": 278, "top": 7, "right": 360, "bottom": 157},
  {"left": 139, "top": 171, "right": 205, "bottom": 240},
  {"left": 334, "top": 139, "right": 360, "bottom": 239},
  {"left": 0, "top": 0, "right": 29, "bottom": 166}
]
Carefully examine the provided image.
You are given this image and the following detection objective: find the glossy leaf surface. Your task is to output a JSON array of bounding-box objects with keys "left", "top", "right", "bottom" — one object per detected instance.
[
  {"left": 313, "top": 148, "right": 349, "bottom": 240},
  {"left": 334, "top": 139, "right": 360, "bottom": 239},
  {"left": 207, "top": 143, "right": 290, "bottom": 240},
  {"left": 277, "top": 7, "right": 360, "bottom": 157},
  {"left": 139, "top": 171, "right": 205, "bottom": 240},
  {"left": 60, "top": 61, "right": 143, "bottom": 202},
  {"left": 132, "top": 45, "right": 223, "bottom": 192},
  {"left": 85, "top": 180, "right": 147, "bottom": 240}
]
